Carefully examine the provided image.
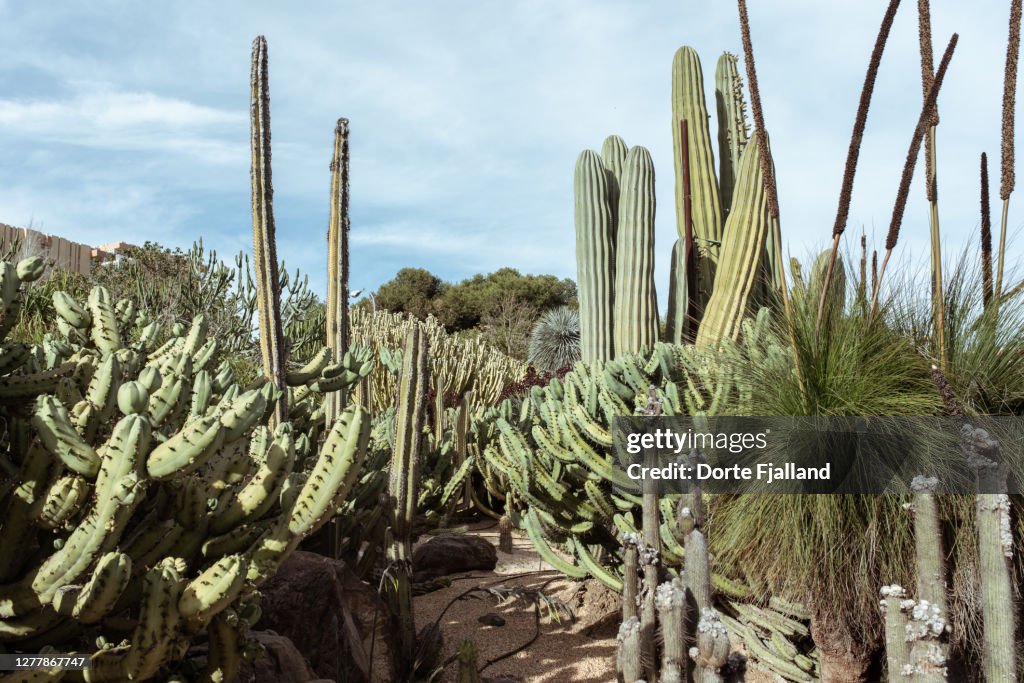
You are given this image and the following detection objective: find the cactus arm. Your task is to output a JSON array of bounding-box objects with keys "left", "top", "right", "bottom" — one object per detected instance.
[
  {"left": 287, "top": 404, "right": 369, "bottom": 537},
  {"left": 695, "top": 133, "right": 771, "bottom": 347},
  {"left": 178, "top": 554, "right": 249, "bottom": 626},
  {"left": 70, "top": 552, "right": 131, "bottom": 625}
]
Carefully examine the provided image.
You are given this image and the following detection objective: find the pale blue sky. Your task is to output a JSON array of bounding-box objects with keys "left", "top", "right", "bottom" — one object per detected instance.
[{"left": 0, "top": 1, "right": 1018, "bottom": 306}]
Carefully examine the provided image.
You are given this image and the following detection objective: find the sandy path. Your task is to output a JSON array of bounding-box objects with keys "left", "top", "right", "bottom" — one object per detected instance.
[{"left": 413, "top": 521, "right": 619, "bottom": 683}]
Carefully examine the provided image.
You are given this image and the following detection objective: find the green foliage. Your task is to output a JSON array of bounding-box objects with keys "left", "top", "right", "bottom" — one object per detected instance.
[
  {"left": 13, "top": 241, "right": 324, "bottom": 367},
  {"left": 372, "top": 267, "right": 576, "bottom": 333},
  {"left": 527, "top": 306, "right": 580, "bottom": 373},
  {"left": 374, "top": 267, "right": 447, "bottom": 320}
]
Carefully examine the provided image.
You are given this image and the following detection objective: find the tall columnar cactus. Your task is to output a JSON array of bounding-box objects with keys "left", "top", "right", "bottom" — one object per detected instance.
[
  {"left": 613, "top": 146, "right": 659, "bottom": 356},
  {"left": 250, "top": 35, "right": 288, "bottom": 427},
  {"left": 695, "top": 133, "right": 771, "bottom": 347},
  {"left": 714, "top": 52, "right": 750, "bottom": 216},
  {"left": 909, "top": 476, "right": 948, "bottom": 631},
  {"left": 325, "top": 117, "right": 352, "bottom": 426},
  {"left": 655, "top": 579, "right": 688, "bottom": 683},
  {"left": 963, "top": 427, "right": 1017, "bottom": 683},
  {"left": 573, "top": 150, "right": 616, "bottom": 363},
  {"left": 672, "top": 47, "right": 724, "bottom": 314},
  {"left": 386, "top": 327, "right": 428, "bottom": 681},
  {"left": 601, "top": 135, "right": 628, "bottom": 220}
]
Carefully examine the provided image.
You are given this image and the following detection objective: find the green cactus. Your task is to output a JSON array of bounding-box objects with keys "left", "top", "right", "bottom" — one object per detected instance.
[
  {"left": 573, "top": 149, "right": 617, "bottom": 364},
  {"left": 385, "top": 327, "right": 429, "bottom": 681},
  {"left": 249, "top": 36, "right": 288, "bottom": 427},
  {"left": 715, "top": 52, "right": 750, "bottom": 216},
  {"left": 325, "top": 117, "right": 352, "bottom": 426},
  {"left": 695, "top": 133, "right": 772, "bottom": 347},
  {"left": 614, "top": 146, "right": 659, "bottom": 356},
  {"left": 672, "top": 47, "right": 723, "bottom": 312}
]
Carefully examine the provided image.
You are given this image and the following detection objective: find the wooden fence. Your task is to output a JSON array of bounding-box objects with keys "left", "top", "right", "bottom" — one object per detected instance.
[{"left": 0, "top": 224, "right": 96, "bottom": 276}]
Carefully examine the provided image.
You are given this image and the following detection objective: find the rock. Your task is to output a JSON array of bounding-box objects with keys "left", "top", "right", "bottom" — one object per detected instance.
[
  {"left": 483, "top": 676, "right": 523, "bottom": 683},
  {"left": 477, "top": 612, "right": 506, "bottom": 627},
  {"left": 240, "top": 631, "right": 318, "bottom": 683},
  {"left": 413, "top": 534, "right": 497, "bottom": 581},
  {"left": 258, "top": 551, "right": 389, "bottom": 682}
]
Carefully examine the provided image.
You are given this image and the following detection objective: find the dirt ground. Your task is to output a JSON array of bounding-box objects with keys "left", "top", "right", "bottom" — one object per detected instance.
[
  {"left": 413, "top": 522, "right": 779, "bottom": 683},
  {"left": 413, "top": 521, "right": 619, "bottom": 682}
]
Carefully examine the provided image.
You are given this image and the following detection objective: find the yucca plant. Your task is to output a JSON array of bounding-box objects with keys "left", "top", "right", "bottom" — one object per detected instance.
[
  {"left": 527, "top": 305, "right": 581, "bottom": 374},
  {"left": 708, "top": 248, "right": 945, "bottom": 680}
]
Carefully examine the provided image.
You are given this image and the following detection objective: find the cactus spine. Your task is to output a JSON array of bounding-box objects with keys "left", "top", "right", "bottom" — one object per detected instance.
[
  {"left": 325, "top": 117, "right": 352, "bottom": 426},
  {"left": 249, "top": 35, "right": 288, "bottom": 427},
  {"left": 386, "top": 327, "right": 428, "bottom": 681},
  {"left": 574, "top": 150, "right": 616, "bottom": 363},
  {"left": 614, "top": 147, "right": 659, "bottom": 356}
]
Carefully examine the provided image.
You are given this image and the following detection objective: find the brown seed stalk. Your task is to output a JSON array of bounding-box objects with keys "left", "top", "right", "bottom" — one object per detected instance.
[
  {"left": 981, "top": 152, "right": 994, "bottom": 306},
  {"left": 737, "top": 0, "right": 779, "bottom": 221},
  {"left": 833, "top": 0, "right": 902, "bottom": 239},
  {"left": 1001, "top": 0, "right": 1022, "bottom": 201},
  {"left": 873, "top": 34, "right": 959, "bottom": 315},
  {"left": 818, "top": 0, "right": 902, "bottom": 334},
  {"left": 919, "top": 0, "right": 939, "bottom": 201}
]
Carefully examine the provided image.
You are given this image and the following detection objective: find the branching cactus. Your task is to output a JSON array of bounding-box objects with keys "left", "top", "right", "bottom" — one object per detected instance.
[{"left": 0, "top": 277, "right": 370, "bottom": 681}]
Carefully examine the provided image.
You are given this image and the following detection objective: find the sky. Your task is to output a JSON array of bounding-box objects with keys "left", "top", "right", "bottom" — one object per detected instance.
[{"left": 0, "top": 1, "right": 1018, "bottom": 309}]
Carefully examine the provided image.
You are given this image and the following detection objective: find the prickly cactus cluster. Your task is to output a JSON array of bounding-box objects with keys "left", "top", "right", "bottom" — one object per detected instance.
[{"left": 0, "top": 258, "right": 370, "bottom": 680}]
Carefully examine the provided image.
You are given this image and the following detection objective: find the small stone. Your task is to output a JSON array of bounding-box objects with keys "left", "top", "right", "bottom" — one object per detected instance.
[{"left": 478, "top": 612, "right": 506, "bottom": 627}]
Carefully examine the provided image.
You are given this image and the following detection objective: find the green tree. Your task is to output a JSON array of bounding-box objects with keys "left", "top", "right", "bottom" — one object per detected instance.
[
  {"left": 374, "top": 267, "right": 447, "bottom": 319},
  {"left": 437, "top": 268, "right": 576, "bottom": 331}
]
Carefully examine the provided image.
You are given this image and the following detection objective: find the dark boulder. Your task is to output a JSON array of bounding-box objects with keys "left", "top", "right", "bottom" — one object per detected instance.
[{"left": 412, "top": 534, "right": 497, "bottom": 581}]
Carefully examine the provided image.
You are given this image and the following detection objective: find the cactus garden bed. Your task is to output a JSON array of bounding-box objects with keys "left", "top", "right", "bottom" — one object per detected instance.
[{"left": 1, "top": 0, "right": 1024, "bottom": 681}]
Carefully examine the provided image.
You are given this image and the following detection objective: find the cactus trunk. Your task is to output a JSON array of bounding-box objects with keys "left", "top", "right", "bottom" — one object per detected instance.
[
  {"left": 574, "top": 150, "right": 617, "bottom": 364},
  {"left": 695, "top": 132, "right": 771, "bottom": 347},
  {"left": 673, "top": 47, "right": 724, "bottom": 313},
  {"left": 613, "top": 146, "right": 659, "bottom": 356},
  {"left": 386, "top": 327, "right": 429, "bottom": 681},
  {"left": 249, "top": 36, "right": 288, "bottom": 427},
  {"left": 325, "top": 118, "right": 352, "bottom": 426}
]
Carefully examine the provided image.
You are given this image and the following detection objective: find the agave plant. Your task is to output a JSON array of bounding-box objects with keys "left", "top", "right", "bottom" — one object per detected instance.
[{"left": 527, "top": 306, "right": 581, "bottom": 374}]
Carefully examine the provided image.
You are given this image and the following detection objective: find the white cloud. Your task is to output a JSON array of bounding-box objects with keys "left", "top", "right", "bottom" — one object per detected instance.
[
  {"left": 0, "top": 84, "right": 246, "bottom": 163},
  {"left": 0, "top": 0, "right": 1018, "bottom": 307}
]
